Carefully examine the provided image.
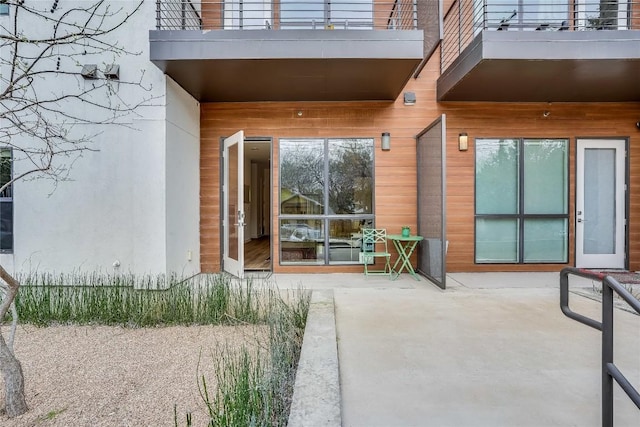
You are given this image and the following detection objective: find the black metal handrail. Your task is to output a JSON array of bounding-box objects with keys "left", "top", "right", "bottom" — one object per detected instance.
[
  {"left": 560, "top": 267, "right": 640, "bottom": 427},
  {"left": 155, "top": 0, "right": 417, "bottom": 30}
]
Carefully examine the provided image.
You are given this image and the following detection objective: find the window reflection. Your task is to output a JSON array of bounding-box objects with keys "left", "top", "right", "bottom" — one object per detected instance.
[
  {"left": 0, "top": 149, "right": 12, "bottom": 252},
  {"left": 327, "top": 219, "right": 371, "bottom": 264},
  {"left": 280, "top": 139, "right": 324, "bottom": 214},
  {"left": 279, "top": 138, "right": 374, "bottom": 265},
  {"left": 328, "top": 139, "right": 373, "bottom": 215},
  {"left": 280, "top": 219, "right": 324, "bottom": 264}
]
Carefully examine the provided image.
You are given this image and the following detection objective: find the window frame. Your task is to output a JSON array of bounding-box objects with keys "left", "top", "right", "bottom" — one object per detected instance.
[
  {"left": 0, "top": 147, "right": 13, "bottom": 253},
  {"left": 474, "top": 138, "right": 569, "bottom": 264},
  {"left": 278, "top": 137, "right": 375, "bottom": 265}
]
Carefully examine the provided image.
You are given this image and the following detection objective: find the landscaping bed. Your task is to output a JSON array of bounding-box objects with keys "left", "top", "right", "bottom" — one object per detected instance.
[{"left": 0, "top": 274, "right": 309, "bottom": 426}]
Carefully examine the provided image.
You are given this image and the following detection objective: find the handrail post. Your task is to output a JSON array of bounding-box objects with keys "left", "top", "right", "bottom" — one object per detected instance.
[
  {"left": 561, "top": 269, "right": 640, "bottom": 425},
  {"left": 602, "top": 277, "right": 614, "bottom": 427}
]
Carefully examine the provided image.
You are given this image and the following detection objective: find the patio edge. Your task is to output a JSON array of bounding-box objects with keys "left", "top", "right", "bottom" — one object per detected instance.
[{"left": 287, "top": 289, "right": 341, "bottom": 427}]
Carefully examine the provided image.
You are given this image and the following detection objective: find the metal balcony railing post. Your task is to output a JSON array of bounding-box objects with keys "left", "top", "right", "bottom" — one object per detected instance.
[
  {"left": 483, "top": 0, "right": 487, "bottom": 30},
  {"left": 156, "top": 0, "right": 161, "bottom": 30},
  {"left": 181, "top": 0, "right": 186, "bottom": 30},
  {"left": 458, "top": 0, "right": 462, "bottom": 55}
]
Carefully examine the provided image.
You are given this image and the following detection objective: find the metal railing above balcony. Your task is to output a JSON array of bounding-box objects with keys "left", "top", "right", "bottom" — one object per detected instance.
[
  {"left": 156, "top": 0, "right": 417, "bottom": 30},
  {"left": 442, "top": 0, "right": 640, "bottom": 71}
]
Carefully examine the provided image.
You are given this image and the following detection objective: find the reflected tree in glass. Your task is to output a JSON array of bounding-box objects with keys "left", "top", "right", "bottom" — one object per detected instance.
[
  {"left": 328, "top": 139, "right": 373, "bottom": 215},
  {"left": 280, "top": 139, "right": 325, "bottom": 214}
]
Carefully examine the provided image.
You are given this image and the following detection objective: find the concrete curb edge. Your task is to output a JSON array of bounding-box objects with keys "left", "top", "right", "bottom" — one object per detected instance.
[{"left": 287, "top": 289, "right": 341, "bottom": 426}]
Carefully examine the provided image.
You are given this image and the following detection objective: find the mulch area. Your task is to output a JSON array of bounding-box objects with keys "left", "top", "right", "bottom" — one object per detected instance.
[{"left": 578, "top": 269, "right": 640, "bottom": 285}]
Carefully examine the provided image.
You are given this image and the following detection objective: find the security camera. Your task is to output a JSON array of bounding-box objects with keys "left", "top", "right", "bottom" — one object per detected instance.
[{"left": 636, "top": 121, "right": 640, "bottom": 130}]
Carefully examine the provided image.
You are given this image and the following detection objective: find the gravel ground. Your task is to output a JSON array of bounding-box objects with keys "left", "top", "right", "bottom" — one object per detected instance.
[{"left": 0, "top": 324, "right": 265, "bottom": 426}]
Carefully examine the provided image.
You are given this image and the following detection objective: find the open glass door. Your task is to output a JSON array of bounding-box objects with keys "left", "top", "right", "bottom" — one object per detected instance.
[
  {"left": 576, "top": 139, "right": 626, "bottom": 269},
  {"left": 223, "top": 131, "right": 245, "bottom": 277}
]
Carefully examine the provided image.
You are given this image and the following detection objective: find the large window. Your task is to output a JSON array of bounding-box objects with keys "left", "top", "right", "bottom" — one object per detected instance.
[
  {"left": 475, "top": 139, "right": 568, "bottom": 263},
  {"left": 0, "top": 148, "right": 12, "bottom": 252},
  {"left": 279, "top": 138, "right": 374, "bottom": 265}
]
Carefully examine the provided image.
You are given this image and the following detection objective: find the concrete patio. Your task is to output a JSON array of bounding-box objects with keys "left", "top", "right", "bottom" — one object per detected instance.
[{"left": 277, "top": 272, "right": 640, "bottom": 427}]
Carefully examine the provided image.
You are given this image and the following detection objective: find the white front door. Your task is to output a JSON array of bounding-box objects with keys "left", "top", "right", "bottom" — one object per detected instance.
[
  {"left": 223, "top": 131, "right": 245, "bottom": 277},
  {"left": 576, "top": 139, "right": 626, "bottom": 269}
]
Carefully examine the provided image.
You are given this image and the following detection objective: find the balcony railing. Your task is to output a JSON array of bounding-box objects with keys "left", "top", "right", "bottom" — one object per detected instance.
[
  {"left": 442, "top": 0, "right": 640, "bottom": 71},
  {"left": 156, "top": 0, "right": 417, "bottom": 30}
]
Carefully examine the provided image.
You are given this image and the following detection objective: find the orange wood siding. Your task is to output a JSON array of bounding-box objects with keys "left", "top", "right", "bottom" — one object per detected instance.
[
  {"left": 200, "top": 51, "right": 640, "bottom": 274},
  {"left": 200, "top": 53, "right": 441, "bottom": 273},
  {"left": 442, "top": 101, "right": 640, "bottom": 272},
  {"left": 201, "top": 2, "right": 223, "bottom": 29}
]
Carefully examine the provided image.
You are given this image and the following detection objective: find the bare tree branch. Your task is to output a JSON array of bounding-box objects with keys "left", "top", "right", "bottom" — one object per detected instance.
[{"left": 0, "top": 0, "right": 155, "bottom": 417}]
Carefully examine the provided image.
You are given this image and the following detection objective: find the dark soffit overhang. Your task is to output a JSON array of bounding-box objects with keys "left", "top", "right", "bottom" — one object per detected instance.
[
  {"left": 437, "top": 30, "right": 640, "bottom": 102},
  {"left": 150, "top": 29, "right": 424, "bottom": 102}
]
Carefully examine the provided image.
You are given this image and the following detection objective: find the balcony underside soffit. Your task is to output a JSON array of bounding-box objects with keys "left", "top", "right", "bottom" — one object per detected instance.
[
  {"left": 437, "top": 31, "right": 640, "bottom": 102},
  {"left": 150, "top": 30, "right": 424, "bottom": 102}
]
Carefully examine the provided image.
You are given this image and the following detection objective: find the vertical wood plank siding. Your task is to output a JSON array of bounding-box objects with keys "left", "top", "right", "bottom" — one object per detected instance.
[{"left": 200, "top": 52, "right": 640, "bottom": 273}]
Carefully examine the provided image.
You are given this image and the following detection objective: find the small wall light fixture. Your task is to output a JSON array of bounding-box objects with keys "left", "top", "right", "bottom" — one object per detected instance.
[
  {"left": 104, "top": 64, "right": 120, "bottom": 80},
  {"left": 80, "top": 64, "right": 98, "bottom": 79},
  {"left": 458, "top": 133, "right": 468, "bottom": 151},
  {"left": 403, "top": 92, "right": 416, "bottom": 106},
  {"left": 636, "top": 121, "right": 640, "bottom": 130},
  {"left": 381, "top": 132, "right": 391, "bottom": 151}
]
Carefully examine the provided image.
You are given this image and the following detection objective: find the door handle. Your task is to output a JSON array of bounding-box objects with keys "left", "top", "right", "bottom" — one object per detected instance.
[{"left": 235, "top": 210, "right": 246, "bottom": 227}]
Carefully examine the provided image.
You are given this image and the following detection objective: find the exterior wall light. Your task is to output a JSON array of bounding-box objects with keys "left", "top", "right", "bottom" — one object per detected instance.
[
  {"left": 458, "top": 133, "right": 468, "bottom": 151},
  {"left": 80, "top": 64, "right": 98, "bottom": 79},
  {"left": 104, "top": 64, "right": 120, "bottom": 80},
  {"left": 403, "top": 92, "right": 416, "bottom": 106},
  {"left": 381, "top": 132, "right": 391, "bottom": 151}
]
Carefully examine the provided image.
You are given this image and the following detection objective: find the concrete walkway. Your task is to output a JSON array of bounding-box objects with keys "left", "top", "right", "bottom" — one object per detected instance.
[{"left": 276, "top": 272, "right": 640, "bottom": 427}]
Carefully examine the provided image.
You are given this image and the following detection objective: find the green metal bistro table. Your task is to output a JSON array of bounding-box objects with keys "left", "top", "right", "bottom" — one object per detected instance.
[{"left": 387, "top": 234, "right": 424, "bottom": 280}]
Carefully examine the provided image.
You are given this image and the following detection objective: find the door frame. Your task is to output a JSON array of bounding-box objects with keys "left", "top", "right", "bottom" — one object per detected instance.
[
  {"left": 574, "top": 138, "right": 629, "bottom": 269},
  {"left": 245, "top": 137, "right": 273, "bottom": 272}
]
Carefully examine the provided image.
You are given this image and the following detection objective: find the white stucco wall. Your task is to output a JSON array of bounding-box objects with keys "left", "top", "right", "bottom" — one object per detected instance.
[
  {"left": 1, "top": 2, "right": 199, "bottom": 278},
  {"left": 165, "top": 77, "right": 200, "bottom": 276}
]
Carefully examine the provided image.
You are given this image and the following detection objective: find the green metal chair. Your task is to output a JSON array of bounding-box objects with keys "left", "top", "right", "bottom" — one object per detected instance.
[{"left": 361, "top": 228, "right": 391, "bottom": 277}]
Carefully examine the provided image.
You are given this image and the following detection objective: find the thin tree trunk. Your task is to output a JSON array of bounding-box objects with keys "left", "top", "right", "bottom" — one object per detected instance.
[
  {"left": 0, "top": 332, "right": 27, "bottom": 417},
  {"left": 0, "top": 264, "right": 28, "bottom": 417}
]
